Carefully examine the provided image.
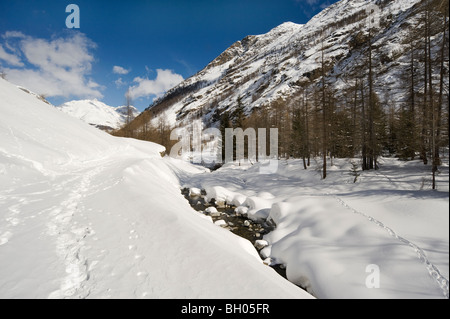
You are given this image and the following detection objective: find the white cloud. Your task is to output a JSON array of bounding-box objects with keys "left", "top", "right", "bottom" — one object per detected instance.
[
  {"left": 115, "top": 77, "right": 126, "bottom": 88},
  {"left": 127, "top": 69, "right": 183, "bottom": 100},
  {"left": 0, "top": 45, "right": 23, "bottom": 67},
  {"left": 113, "top": 65, "right": 130, "bottom": 75},
  {"left": 2, "top": 31, "right": 26, "bottom": 39},
  {"left": 1, "top": 31, "right": 103, "bottom": 99}
]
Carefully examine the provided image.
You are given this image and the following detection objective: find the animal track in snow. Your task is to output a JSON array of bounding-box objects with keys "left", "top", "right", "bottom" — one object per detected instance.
[{"left": 332, "top": 194, "right": 449, "bottom": 298}]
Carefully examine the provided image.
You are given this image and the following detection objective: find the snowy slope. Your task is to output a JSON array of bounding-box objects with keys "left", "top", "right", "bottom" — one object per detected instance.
[
  {"left": 182, "top": 158, "right": 449, "bottom": 299},
  {"left": 57, "top": 99, "right": 140, "bottom": 131},
  {"left": 0, "top": 78, "right": 311, "bottom": 298}
]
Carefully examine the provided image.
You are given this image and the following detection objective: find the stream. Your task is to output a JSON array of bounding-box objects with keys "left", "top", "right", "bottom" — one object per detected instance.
[{"left": 181, "top": 188, "right": 289, "bottom": 281}]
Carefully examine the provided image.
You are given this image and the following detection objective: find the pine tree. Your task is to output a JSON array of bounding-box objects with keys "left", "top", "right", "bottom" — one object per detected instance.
[
  {"left": 398, "top": 30, "right": 419, "bottom": 160},
  {"left": 124, "top": 90, "right": 134, "bottom": 138},
  {"left": 232, "top": 96, "right": 245, "bottom": 128},
  {"left": 367, "top": 23, "right": 377, "bottom": 170},
  {"left": 292, "top": 104, "right": 309, "bottom": 169},
  {"left": 320, "top": 30, "right": 328, "bottom": 179},
  {"left": 219, "top": 110, "right": 231, "bottom": 163},
  {"left": 431, "top": 0, "right": 449, "bottom": 189}
]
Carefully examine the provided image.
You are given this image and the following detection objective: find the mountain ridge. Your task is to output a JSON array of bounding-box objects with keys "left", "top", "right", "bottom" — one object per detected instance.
[{"left": 132, "top": 0, "right": 428, "bottom": 129}]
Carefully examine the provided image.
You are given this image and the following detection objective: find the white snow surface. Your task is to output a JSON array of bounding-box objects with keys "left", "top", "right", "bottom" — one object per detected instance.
[
  {"left": 1, "top": 77, "right": 448, "bottom": 299},
  {"left": 183, "top": 158, "right": 449, "bottom": 299},
  {"left": 0, "top": 78, "right": 311, "bottom": 299}
]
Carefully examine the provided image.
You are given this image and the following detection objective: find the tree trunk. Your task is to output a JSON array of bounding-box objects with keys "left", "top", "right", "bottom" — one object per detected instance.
[{"left": 321, "top": 34, "right": 327, "bottom": 180}]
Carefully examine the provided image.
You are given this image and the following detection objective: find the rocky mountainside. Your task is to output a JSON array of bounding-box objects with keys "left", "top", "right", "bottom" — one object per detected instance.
[
  {"left": 132, "top": 0, "right": 446, "bottom": 130},
  {"left": 57, "top": 99, "right": 140, "bottom": 131}
]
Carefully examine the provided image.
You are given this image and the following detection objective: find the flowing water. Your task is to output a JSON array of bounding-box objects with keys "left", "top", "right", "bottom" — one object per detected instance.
[{"left": 181, "top": 188, "right": 288, "bottom": 280}]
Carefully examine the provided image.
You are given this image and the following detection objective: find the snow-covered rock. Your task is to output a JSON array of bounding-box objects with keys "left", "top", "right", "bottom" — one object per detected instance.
[
  {"left": 231, "top": 194, "right": 247, "bottom": 207},
  {"left": 260, "top": 247, "right": 272, "bottom": 260},
  {"left": 214, "top": 220, "right": 227, "bottom": 227},
  {"left": 243, "top": 196, "right": 273, "bottom": 221},
  {"left": 235, "top": 206, "right": 249, "bottom": 216},
  {"left": 255, "top": 240, "right": 269, "bottom": 250},
  {"left": 204, "top": 206, "right": 220, "bottom": 217},
  {"left": 188, "top": 187, "right": 202, "bottom": 197}
]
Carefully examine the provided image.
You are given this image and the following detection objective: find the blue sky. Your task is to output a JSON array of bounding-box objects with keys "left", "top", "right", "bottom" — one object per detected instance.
[{"left": 0, "top": 0, "right": 337, "bottom": 111}]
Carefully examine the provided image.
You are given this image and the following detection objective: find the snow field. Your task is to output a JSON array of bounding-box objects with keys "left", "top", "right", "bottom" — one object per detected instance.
[{"left": 182, "top": 157, "right": 449, "bottom": 299}]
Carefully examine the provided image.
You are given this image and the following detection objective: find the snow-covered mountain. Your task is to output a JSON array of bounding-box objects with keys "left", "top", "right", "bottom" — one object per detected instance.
[
  {"left": 57, "top": 99, "right": 140, "bottom": 131},
  {"left": 133, "top": 0, "right": 445, "bottom": 129}
]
